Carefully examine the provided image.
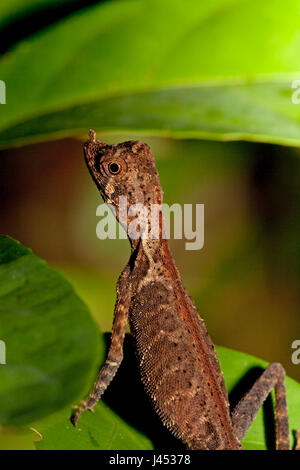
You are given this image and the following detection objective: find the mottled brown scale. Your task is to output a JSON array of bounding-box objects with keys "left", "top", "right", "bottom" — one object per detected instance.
[{"left": 71, "top": 130, "right": 299, "bottom": 451}]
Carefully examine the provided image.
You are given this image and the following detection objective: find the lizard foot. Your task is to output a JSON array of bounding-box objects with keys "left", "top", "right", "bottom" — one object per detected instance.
[{"left": 71, "top": 401, "right": 95, "bottom": 427}]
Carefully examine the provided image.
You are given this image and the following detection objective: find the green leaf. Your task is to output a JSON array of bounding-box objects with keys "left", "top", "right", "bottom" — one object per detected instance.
[
  {"left": 33, "top": 344, "right": 300, "bottom": 450},
  {"left": 35, "top": 403, "right": 154, "bottom": 450},
  {"left": 1, "top": 82, "right": 300, "bottom": 148},
  {"left": 0, "top": 0, "right": 300, "bottom": 148},
  {"left": 0, "top": 235, "right": 102, "bottom": 426},
  {"left": 218, "top": 346, "right": 300, "bottom": 450}
]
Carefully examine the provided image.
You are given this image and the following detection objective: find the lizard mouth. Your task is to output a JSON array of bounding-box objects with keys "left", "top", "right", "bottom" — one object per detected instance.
[{"left": 83, "top": 130, "right": 108, "bottom": 166}]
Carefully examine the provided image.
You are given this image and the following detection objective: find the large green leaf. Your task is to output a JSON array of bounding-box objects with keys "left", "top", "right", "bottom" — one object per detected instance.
[
  {"left": 33, "top": 345, "right": 300, "bottom": 450},
  {"left": 1, "top": 82, "right": 299, "bottom": 148},
  {"left": 0, "top": 0, "right": 300, "bottom": 148},
  {"left": 0, "top": 235, "right": 102, "bottom": 426}
]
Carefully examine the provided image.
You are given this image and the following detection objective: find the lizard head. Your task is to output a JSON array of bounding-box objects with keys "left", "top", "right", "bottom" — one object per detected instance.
[{"left": 83, "top": 130, "right": 163, "bottom": 238}]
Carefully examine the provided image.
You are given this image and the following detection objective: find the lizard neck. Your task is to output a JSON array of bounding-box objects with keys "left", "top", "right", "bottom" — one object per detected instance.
[{"left": 128, "top": 206, "right": 165, "bottom": 254}]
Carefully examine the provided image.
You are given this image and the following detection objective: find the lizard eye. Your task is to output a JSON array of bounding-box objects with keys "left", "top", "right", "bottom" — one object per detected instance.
[
  {"left": 108, "top": 162, "right": 121, "bottom": 175},
  {"left": 100, "top": 156, "right": 127, "bottom": 177}
]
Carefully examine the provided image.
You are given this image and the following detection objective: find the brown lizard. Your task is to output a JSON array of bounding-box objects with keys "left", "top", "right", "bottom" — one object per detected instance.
[{"left": 72, "top": 129, "right": 300, "bottom": 450}]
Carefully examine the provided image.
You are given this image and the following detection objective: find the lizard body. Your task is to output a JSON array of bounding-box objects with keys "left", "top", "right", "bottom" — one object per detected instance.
[{"left": 72, "top": 130, "right": 299, "bottom": 450}]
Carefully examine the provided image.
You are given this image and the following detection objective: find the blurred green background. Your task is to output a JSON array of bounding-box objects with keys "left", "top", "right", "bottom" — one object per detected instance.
[{"left": 0, "top": 0, "right": 300, "bottom": 450}]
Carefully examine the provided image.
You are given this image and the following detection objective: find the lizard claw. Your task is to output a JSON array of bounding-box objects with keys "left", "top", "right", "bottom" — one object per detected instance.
[
  {"left": 295, "top": 430, "right": 300, "bottom": 450},
  {"left": 72, "top": 400, "right": 85, "bottom": 411},
  {"left": 70, "top": 408, "right": 81, "bottom": 427},
  {"left": 70, "top": 402, "right": 95, "bottom": 427}
]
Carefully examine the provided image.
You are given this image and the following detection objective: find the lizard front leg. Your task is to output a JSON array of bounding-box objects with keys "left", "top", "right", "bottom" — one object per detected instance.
[
  {"left": 71, "top": 265, "right": 131, "bottom": 426},
  {"left": 231, "top": 362, "right": 300, "bottom": 450}
]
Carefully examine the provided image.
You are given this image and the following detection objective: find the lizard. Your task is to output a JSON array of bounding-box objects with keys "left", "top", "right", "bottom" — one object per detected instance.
[{"left": 71, "top": 129, "right": 300, "bottom": 450}]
